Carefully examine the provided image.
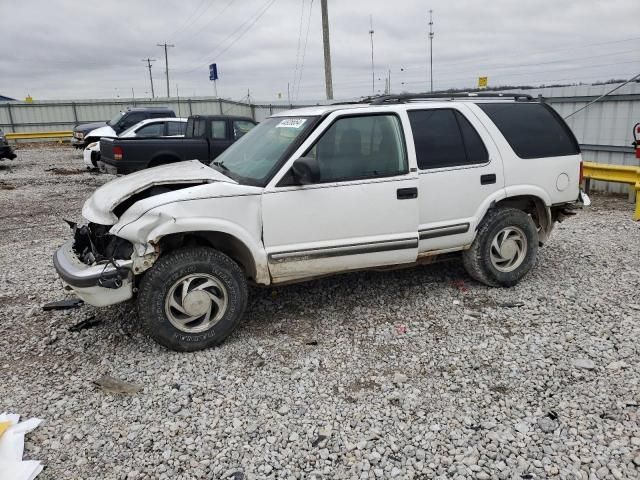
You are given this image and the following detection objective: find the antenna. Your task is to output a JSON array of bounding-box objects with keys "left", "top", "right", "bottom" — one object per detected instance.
[
  {"left": 369, "top": 15, "right": 375, "bottom": 96},
  {"left": 428, "top": 9, "right": 434, "bottom": 92}
]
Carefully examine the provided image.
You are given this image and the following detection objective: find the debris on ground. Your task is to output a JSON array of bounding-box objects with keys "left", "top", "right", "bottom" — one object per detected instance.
[
  {"left": 67, "top": 315, "right": 101, "bottom": 332},
  {"left": 44, "top": 167, "right": 85, "bottom": 175},
  {"left": 0, "top": 413, "right": 44, "bottom": 480},
  {"left": 42, "top": 298, "right": 83, "bottom": 311},
  {"left": 93, "top": 375, "right": 142, "bottom": 394}
]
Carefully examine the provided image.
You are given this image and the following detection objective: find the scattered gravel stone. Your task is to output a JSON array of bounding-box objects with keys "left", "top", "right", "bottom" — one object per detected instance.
[
  {"left": 2, "top": 148, "right": 640, "bottom": 479},
  {"left": 537, "top": 416, "right": 557, "bottom": 433},
  {"left": 392, "top": 372, "right": 408, "bottom": 384},
  {"left": 572, "top": 358, "right": 596, "bottom": 370}
]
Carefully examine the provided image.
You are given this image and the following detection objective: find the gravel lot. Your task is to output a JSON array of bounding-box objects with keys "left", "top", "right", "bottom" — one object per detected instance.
[{"left": 1, "top": 145, "right": 639, "bottom": 480}]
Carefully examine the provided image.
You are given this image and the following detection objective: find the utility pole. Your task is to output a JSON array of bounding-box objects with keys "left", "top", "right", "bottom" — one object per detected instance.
[
  {"left": 428, "top": 10, "right": 434, "bottom": 92},
  {"left": 369, "top": 15, "right": 375, "bottom": 96},
  {"left": 157, "top": 42, "right": 175, "bottom": 98},
  {"left": 320, "top": 0, "right": 333, "bottom": 100},
  {"left": 142, "top": 58, "right": 156, "bottom": 98}
]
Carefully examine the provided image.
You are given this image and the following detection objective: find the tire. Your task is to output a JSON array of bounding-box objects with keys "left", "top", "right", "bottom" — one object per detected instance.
[
  {"left": 137, "top": 247, "right": 248, "bottom": 351},
  {"left": 462, "top": 207, "right": 539, "bottom": 287}
]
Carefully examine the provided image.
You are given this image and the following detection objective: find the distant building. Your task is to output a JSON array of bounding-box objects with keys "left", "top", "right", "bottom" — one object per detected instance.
[{"left": 0, "top": 94, "right": 16, "bottom": 102}]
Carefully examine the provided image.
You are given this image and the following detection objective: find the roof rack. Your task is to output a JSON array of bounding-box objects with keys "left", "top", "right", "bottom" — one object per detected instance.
[{"left": 368, "top": 92, "right": 534, "bottom": 105}]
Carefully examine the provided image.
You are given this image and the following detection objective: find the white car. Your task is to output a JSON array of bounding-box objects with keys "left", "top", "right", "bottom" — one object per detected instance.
[
  {"left": 83, "top": 117, "right": 187, "bottom": 169},
  {"left": 54, "top": 93, "right": 589, "bottom": 351}
]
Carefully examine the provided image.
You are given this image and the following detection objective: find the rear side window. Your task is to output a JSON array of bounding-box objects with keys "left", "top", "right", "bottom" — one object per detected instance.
[
  {"left": 135, "top": 122, "right": 164, "bottom": 137},
  {"left": 478, "top": 103, "right": 579, "bottom": 159},
  {"left": 408, "top": 109, "right": 488, "bottom": 169},
  {"left": 167, "top": 121, "right": 186, "bottom": 136}
]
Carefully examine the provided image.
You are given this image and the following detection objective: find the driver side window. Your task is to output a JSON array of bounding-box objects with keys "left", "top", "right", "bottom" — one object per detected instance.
[{"left": 304, "top": 114, "right": 407, "bottom": 183}]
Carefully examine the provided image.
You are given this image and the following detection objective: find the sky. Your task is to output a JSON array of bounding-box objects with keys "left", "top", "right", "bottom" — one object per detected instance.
[{"left": 0, "top": 0, "right": 639, "bottom": 102}]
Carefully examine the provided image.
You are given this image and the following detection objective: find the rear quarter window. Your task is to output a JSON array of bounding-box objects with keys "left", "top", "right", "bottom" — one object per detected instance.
[{"left": 478, "top": 103, "right": 579, "bottom": 159}]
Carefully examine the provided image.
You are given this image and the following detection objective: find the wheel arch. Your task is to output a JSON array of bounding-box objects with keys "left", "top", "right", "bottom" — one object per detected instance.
[
  {"left": 157, "top": 231, "right": 256, "bottom": 279},
  {"left": 494, "top": 194, "right": 552, "bottom": 244},
  {"left": 148, "top": 152, "right": 181, "bottom": 168}
]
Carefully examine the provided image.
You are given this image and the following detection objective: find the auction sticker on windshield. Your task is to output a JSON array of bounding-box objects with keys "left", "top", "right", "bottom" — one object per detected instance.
[{"left": 276, "top": 118, "right": 307, "bottom": 129}]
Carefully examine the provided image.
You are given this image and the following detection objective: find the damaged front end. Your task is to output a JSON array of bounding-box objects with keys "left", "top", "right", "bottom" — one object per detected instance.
[{"left": 53, "top": 222, "right": 136, "bottom": 307}]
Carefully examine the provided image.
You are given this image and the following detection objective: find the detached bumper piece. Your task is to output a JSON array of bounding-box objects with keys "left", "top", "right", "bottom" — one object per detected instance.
[{"left": 53, "top": 223, "right": 135, "bottom": 307}]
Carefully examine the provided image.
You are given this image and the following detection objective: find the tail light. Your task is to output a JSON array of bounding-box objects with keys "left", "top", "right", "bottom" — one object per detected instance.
[
  {"left": 113, "top": 146, "right": 123, "bottom": 161},
  {"left": 579, "top": 160, "right": 584, "bottom": 184}
]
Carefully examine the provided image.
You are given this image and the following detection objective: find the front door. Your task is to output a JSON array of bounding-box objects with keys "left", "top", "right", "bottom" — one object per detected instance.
[{"left": 262, "top": 112, "right": 419, "bottom": 283}]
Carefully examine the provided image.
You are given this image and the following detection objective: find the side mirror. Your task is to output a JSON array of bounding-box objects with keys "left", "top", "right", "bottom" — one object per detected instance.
[{"left": 291, "top": 156, "right": 320, "bottom": 184}]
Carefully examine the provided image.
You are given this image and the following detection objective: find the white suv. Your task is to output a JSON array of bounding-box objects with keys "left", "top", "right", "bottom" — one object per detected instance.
[{"left": 54, "top": 93, "right": 588, "bottom": 351}]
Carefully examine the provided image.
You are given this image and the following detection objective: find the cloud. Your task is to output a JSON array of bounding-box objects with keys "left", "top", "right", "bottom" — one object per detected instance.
[{"left": 1, "top": 0, "right": 638, "bottom": 101}]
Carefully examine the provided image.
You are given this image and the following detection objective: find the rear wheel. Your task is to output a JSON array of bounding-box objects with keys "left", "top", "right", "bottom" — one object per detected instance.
[
  {"left": 462, "top": 207, "right": 539, "bottom": 287},
  {"left": 137, "top": 247, "right": 248, "bottom": 351}
]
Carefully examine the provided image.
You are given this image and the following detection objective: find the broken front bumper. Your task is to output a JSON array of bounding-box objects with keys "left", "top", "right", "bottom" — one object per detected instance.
[{"left": 53, "top": 240, "right": 134, "bottom": 307}]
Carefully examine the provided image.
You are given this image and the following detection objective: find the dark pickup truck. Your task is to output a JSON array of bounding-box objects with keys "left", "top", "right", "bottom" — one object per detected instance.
[{"left": 100, "top": 115, "right": 256, "bottom": 174}]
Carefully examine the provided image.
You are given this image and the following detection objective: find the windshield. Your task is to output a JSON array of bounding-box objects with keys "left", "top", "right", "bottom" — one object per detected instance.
[
  {"left": 107, "top": 111, "right": 125, "bottom": 126},
  {"left": 211, "top": 116, "right": 315, "bottom": 185}
]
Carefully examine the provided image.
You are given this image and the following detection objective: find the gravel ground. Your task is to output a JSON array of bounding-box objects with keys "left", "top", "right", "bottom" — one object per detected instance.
[{"left": 1, "top": 146, "right": 639, "bottom": 480}]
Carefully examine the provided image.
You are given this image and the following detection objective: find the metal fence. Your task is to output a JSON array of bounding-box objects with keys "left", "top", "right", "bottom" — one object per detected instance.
[
  {"left": 1, "top": 83, "right": 638, "bottom": 193},
  {"left": 0, "top": 97, "right": 313, "bottom": 134}
]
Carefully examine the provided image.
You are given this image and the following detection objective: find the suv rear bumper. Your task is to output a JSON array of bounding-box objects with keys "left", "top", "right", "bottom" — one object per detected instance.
[{"left": 53, "top": 240, "right": 133, "bottom": 307}]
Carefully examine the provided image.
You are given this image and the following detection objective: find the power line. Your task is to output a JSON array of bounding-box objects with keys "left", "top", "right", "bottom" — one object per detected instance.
[
  {"left": 176, "top": 0, "right": 237, "bottom": 44},
  {"left": 157, "top": 43, "right": 175, "bottom": 97},
  {"left": 296, "top": 0, "right": 314, "bottom": 100},
  {"left": 564, "top": 72, "right": 640, "bottom": 118},
  {"left": 291, "top": 0, "right": 306, "bottom": 97},
  {"left": 210, "top": 0, "right": 277, "bottom": 60},
  {"left": 179, "top": 0, "right": 276, "bottom": 74},
  {"left": 142, "top": 58, "right": 156, "bottom": 98},
  {"left": 166, "top": 0, "right": 210, "bottom": 40},
  {"left": 417, "top": 35, "right": 640, "bottom": 71}
]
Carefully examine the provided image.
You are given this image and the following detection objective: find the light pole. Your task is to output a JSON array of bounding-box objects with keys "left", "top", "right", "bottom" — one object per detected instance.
[
  {"left": 369, "top": 15, "right": 375, "bottom": 96},
  {"left": 157, "top": 42, "right": 175, "bottom": 98},
  {"left": 428, "top": 10, "right": 434, "bottom": 92}
]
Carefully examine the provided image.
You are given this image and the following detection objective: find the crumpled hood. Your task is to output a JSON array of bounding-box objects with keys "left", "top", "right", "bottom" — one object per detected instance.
[
  {"left": 86, "top": 125, "right": 117, "bottom": 139},
  {"left": 74, "top": 121, "right": 106, "bottom": 134},
  {"left": 82, "top": 160, "right": 236, "bottom": 225}
]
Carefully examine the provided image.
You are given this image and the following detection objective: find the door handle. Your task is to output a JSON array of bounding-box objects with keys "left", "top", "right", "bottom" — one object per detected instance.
[
  {"left": 480, "top": 174, "right": 496, "bottom": 185},
  {"left": 397, "top": 187, "right": 418, "bottom": 200}
]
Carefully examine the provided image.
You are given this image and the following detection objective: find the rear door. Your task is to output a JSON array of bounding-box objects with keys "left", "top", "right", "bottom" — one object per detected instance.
[
  {"left": 179, "top": 118, "right": 209, "bottom": 161},
  {"left": 407, "top": 104, "right": 505, "bottom": 253},
  {"left": 208, "top": 119, "right": 232, "bottom": 161}
]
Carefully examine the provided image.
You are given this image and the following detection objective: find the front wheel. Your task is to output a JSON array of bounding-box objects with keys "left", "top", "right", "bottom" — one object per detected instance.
[
  {"left": 137, "top": 247, "right": 248, "bottom": 351},
  {"left": 462, "top": 207, "right": 539, "bottom": 287}
]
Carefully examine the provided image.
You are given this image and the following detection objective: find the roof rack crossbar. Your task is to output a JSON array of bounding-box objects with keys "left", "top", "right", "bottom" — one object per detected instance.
[{"left": 368, "top": 92, "right": 533, "bottom": 105}]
